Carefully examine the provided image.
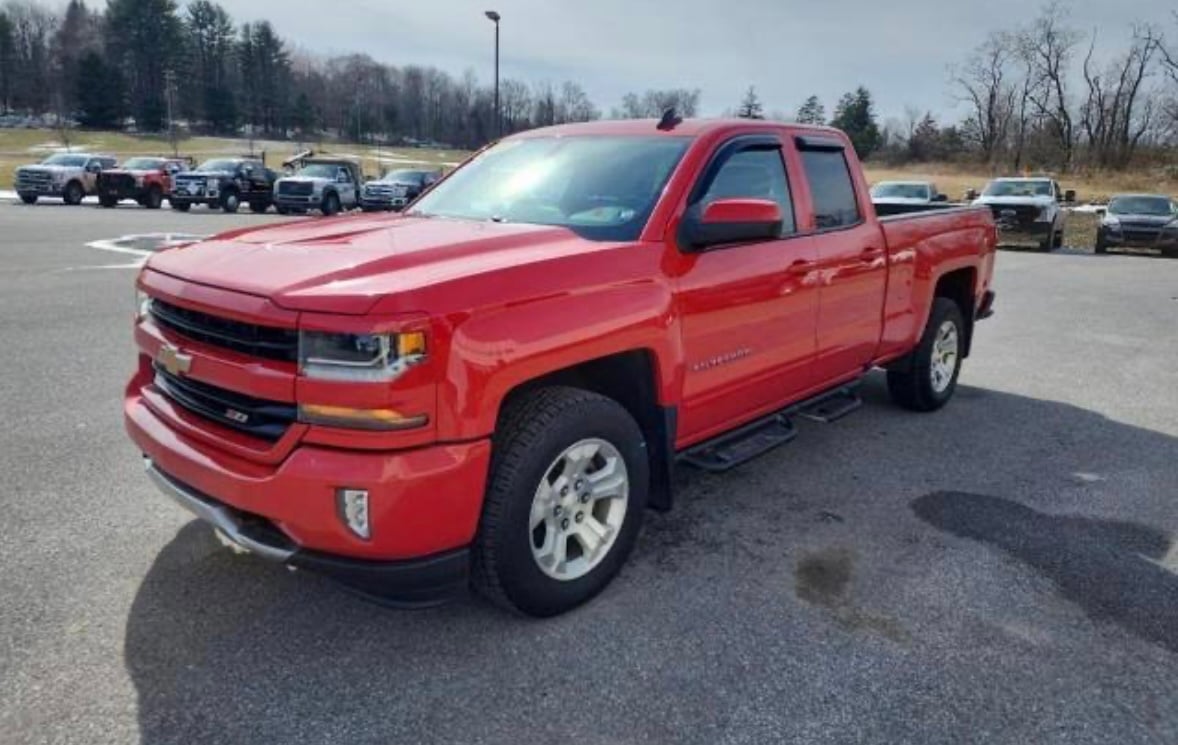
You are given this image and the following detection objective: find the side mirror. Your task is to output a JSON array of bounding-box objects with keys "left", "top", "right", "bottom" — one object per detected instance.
[
  {"left": 682, "top": 198, "right": 783, "bottom": 251},
  {"left": 933, "top": 193, "right": 949, "bottom": 203},
  {"left": 1064, "top": 190, "right": 1077, "bottom": 203},
  {"left": 86, "top": 163, "right": 100, "bottom": 173},
  {"left": 965, "top": 188, "right": 979, "bottom": 202},
  {"left": 337, "top": 172, "right": 350, "bottom": 183}
]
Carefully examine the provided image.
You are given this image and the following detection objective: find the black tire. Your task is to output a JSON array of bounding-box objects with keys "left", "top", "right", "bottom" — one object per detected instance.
[
  {"left": 887, "top": 297, "right": 966, "bottom": 412},
  {"left": 276, "top": 205, "right": 291, "bottom": 215},
  {"left": 1094, "top": 232, "right": 1108, "bottom": 254},
  {"left": 19, "top": 194, "right": 37, "bottom": 205},
  {"left": 321, "top": 191, "right": 341, "bottom": 216},
  {"left": 249, "top": 200, "right": 269, "bottom": 214},
  {"left": 99, "top": 195, "right": 118, "bottom": 209},
  {"left": 220, "top": 189, "right": 240, "bottom": 213},
  {"left": 472, "top": 387, "right": 650, "bottom": 617},
  {"left": 144, "top": 185, "right": 163, "bottom": 209},
  {"left": 1053, "top": 228, "right": 1064, "bottom": 249},
  {"left": 1163, "top": 246, "right": 1178, "bottom": 260},
  {"left": 63, "top": 181, "right": 84, "bottom": 206},
  {"left": 170, "top": 200, "right": 191, "bottom": 212}
]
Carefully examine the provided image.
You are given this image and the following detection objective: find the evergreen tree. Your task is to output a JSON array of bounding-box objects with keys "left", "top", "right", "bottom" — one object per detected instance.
[
  {"left": 291, "top": 91, "right": 315, "bottom": 135},
  {"left": 737, "top": 85, "right": 763, "bottom": 119},
  {"left": 796, "top": 95, "right": 826, "bottom": 125},
  {"left": 0, "top": 11, "right": 13, "bottom": 113},
  {"left": 76, "top": 50, "right": 126, "bottom": 128},
  {"left": 830, "top": 86, "right": 882, "bottom": 158},
  {"left": 105, "top": 0, "right": 182, "bottom": 131}
]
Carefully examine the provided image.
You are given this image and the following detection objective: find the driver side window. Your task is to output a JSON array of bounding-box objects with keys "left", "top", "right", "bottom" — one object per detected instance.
[{"left": 700, "top": 148, "right": 796, "bottom": 236}]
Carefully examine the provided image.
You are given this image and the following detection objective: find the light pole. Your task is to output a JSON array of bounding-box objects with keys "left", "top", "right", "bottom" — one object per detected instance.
[{"left": 485, "top": 10, "right": 501, "bottom": 137}]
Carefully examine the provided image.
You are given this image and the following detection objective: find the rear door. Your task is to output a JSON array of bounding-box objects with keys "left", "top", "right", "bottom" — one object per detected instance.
[
  {"left": 796, "top": 138, "right": 887, "bottom": 386},
  {"left": 673, "top": 135, "right": 820, "bottom": 444}
]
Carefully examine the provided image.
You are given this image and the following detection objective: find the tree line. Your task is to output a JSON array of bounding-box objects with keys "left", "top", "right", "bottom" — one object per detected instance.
[{"left": 1, "top": 0, "right": 1176, "bottom": 169}]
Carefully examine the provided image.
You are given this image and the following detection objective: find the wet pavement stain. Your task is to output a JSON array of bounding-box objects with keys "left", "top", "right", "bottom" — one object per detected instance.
[
  {"left": 794, "top": 548, "right": 909, "bottom": 643},
  {"left": 912, "top": 491, "right": 1178, "bottom": 655}
]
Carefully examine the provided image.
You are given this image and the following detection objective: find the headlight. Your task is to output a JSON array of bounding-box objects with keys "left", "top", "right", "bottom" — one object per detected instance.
[
  {"left": 51, "top": 171, "right": 67, "bottom": 183},
  {"left": 135, "top": 288, "right": 152, "bottom": 320},
  {"left": 135, "top": 175, "right": 145, "bottom": 187},
  {"left": 298, "top": 330, "right": 426, "bottom": 382},
  {"left": 1102, "top": 214, "right": 1120, "bottom": 228},
  {"left": 1035, "top": 207, "right": 1053, "bottom": 222}
]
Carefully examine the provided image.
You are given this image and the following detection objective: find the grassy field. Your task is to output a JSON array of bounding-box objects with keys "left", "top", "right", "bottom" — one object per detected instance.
[
  {"left": 0, "top": 128, "right": 469, "bottom": 189},
  {"left": 864, "top": 163, "right": 1178, "bottom": 204}
]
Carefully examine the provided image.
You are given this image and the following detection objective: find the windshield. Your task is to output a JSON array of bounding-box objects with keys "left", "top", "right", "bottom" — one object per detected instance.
[
  {"left": 122, "top": 157, "right": 166, "bottom": 170},
  {"left": 1108, "top": 196, "right": 1174, "bottom": 216},
  {"left": 409, "top": 136, "right": 690, "bottom": 241},
  {"left": 871, "top": 182, "right": 930, "bottom": 199},
  {"left": 297, "top": 163, "right": 346, "bottom": 179},
  {"left": 41, "top": 154, "right": 88, "bottom": 167},
  {"left": 983, "top": 180, "right": 1053, "bottom": 198},
  {"left": 383, "top": 170, "right": 431, "bottom": 185},
  {"left": 196, "top": 159, "right": 241, "bottom": 173}
]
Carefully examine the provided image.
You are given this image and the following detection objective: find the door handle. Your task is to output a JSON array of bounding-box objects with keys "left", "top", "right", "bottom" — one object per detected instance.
[
  {"left": 860, "top": 246, "right": 885, "bottom": 262},
  {"left": 787, "top": 259, "right": 813, "bottom": 275}
]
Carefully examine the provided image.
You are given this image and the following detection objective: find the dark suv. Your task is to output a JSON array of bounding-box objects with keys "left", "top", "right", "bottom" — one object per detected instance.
[
  {"left": 170, "top": 158, "right": 278, "bottom": 213},
  {"left": 360, "top": 168, "right": 442, "bottom": 212}
]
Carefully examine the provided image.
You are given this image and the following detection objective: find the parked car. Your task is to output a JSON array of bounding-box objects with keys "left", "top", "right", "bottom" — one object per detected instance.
[
  {"left": 360, "top": 168, "right": 443, "bottom": 212},
  {"left": 870, "top": 181, "right": 950, "bottom": 216},
  {"left": 97, "top": 156, "right": 191, "bottom": 209},
  {"left": 273, "top": 158, "right": 363, "bottom": 216},
  {"left": 972, "top": 177, "right": 1074, "bottom": 251},
  {"left": 126, "top": 117, "right": 997, "bottom": 616},
  {"left": 1095, "top": 194, "right": 1178, "bottom": 257},
  {"left": 14, "top": 153, "right": 117, "bottom": 205},
  {"left": 169, "top": 157, "right": 278, "bottom": 213}
]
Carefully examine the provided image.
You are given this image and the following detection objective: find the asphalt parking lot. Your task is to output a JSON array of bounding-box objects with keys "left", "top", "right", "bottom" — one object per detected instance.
[{"left": 1, "top": 202, "right": 1176, "bottom": 745}]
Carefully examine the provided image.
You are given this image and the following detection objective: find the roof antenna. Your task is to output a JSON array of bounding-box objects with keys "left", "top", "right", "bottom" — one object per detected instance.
[{"left": 657, "top": 107, "right": 682, "bottom": 131}]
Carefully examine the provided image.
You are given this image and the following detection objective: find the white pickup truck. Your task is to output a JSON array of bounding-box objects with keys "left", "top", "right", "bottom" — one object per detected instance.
[{"left": 15, "top": 153, "right": 118, "bottom": 205}]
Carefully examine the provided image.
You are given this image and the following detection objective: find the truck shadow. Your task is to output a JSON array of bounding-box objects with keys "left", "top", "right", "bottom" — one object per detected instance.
[{"left": 123, "top": 381, "right": 1178, "bottom": 743}]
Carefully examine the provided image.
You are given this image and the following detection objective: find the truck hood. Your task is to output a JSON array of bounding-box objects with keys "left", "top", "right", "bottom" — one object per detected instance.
[
  {"left": 1108, "top": 213, "right": 1177, "bottom": 226},
  {"left": 18, "top": 164, "right": 77, "bottom": 174},
  {"left": 176, "top": 171, "right": 231, "bottom": 179},
  {"left": 872, "top": 197, "right": 931, "bottom": 205},
  {"left": 974, "top": 195, "right": 1055, "bottom": 208},
  {"left": 280, "top": 177, "right": 332, "bottom": 186},
  {"left": 144, "top": 215, "right": 611, "bottom": 315}
]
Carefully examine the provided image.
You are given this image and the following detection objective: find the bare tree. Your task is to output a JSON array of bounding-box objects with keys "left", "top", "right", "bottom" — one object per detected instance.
[
  {"left": 951, "top": 31, "right": 1018, "bottom": 166},
  {"left": 1081, "top": 25, "right": 1162, "bottom": 168},
  {"left": 1021, "top": 2, "right": 1083, "bottom": 169}
]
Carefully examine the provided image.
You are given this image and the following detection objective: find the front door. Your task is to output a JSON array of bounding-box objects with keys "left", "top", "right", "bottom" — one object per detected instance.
[{"left": 673, "top": 136, "right": 820, "bottom": 446}]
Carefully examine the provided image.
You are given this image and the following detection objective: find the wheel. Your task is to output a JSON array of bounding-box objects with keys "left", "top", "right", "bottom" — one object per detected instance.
[
  {"left": 144, "top": 185, "right": 163, "bottom": 209},
  {"left": 1163, "top": 246, "right": 1178, "bottom": 260},
  {"left": 220, "top": 190, "right": 240, "bottom": 213},
  {"left": 1053, "top": 228, "right": 1064, "bottom": 249},
  {"left": 276, "top": 205, "right": 291, "bottom": 215},
  {"left": 887, "top": 298, "right": 966, "bottom": 412},
  {"left": 19, "top": 194, "right": 37, "bottom": 205},
  {"left": 1094, "top": 232, "right": 1107, "bottom": 254},
  {"left": 99, "top": 195, "right": 118, "bottom": 208},
  {"left": 170, "top": 200, "right": 191, "bottom": 212},
  {"left": 249, "top": 200, "right": 269, "bottom": 214},
  {"left": 63, "top": 181, "right": 84, "bottom": 206},
  {"left": 321, "top": 191, "right": 340, "bottom": 216},
  {"left": 472, "top": 387, "right": 650, "bottom": 617}
]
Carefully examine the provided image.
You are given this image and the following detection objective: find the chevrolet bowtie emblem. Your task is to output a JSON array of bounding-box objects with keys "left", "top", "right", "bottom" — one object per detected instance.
[{"left": 157, "top": 344, "right": 193, "bottom": 377}]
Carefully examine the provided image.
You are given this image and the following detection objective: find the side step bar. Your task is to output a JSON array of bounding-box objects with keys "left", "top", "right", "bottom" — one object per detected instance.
[{"left": 679, "top": 384, "right": 863, "bottom": 473}]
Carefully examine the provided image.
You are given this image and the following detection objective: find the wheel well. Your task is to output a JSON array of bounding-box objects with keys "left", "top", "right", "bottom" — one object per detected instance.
[
  {"left": 934, "top": 268, "right": 976, "bottom": 356},
  {"left": 500, "top": 350, "right": 675, "bottom": 511}
]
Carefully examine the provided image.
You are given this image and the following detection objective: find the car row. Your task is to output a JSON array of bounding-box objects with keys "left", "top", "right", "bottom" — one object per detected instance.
[{"left": 13, "top": 152, "right": 444, "bottom": 215}]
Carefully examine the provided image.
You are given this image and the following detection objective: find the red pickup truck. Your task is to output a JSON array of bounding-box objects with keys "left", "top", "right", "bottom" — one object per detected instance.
[{"left": 126, "top": 118, "right": 997, "bottom": 616}]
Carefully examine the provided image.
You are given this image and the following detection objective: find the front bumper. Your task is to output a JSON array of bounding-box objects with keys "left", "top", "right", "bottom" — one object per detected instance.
[
  {"left": 16, "top": 185, "right": 65, "bottom": 197},
  {"left": 99, "top": 184, "right": 146, "bottom": 201},
  {"left": 995, "top": 221, "right": 1052, "bottom": 243},
  {"left": 169, "top": 195, "right": 218, "bottom": 207},
  {"left": 145, "top": 461, "right": 470, "bottom": 605},
  {"left": 275, "top": 194, "right": 320, "bottom": 209},
  {"left": 1099, "top": 227, "right": 1178, "bottom": 249},
  {"left": 126, "top": 388, "right": 491, "bottom": 604}
]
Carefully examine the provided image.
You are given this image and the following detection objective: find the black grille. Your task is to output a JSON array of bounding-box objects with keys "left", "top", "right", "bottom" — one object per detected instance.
[
  {"left": 150, "top": 299, "right": 299, "bottom": 362},
  {"left": 154, "top": 365, "right": 296, "bottom": 441},
  {"left": 100, "top": 173, "right": 136, "bottom": 190},
  {"left": 988, "top": 204, "right": 1041, "bottom": 227},
  {"left": 279, "top": 181, "right": 313, "bottom": 196}
]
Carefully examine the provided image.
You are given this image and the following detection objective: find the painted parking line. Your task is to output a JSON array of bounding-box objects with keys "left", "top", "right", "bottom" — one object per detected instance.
[{"left": 79, "top": 233, "right": 208, "bottom": 269}]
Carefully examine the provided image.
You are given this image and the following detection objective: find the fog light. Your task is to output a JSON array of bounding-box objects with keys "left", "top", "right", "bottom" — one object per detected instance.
[{"left": 337, "top": 489, "right": 371, "bottom": 540}]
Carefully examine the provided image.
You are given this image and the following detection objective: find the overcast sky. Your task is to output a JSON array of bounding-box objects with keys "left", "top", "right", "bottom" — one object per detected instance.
[{"left": 212, "top": 0, "right": 1172, "bottom": 122}]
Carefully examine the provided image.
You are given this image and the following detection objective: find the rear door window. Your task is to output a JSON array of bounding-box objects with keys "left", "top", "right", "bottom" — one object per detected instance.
[
  {"left": 700, "top": 148, "right": 796, "bottom": 236},
  {"left": 800, "top": 149, "right": 862, "bottom": 230}
]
